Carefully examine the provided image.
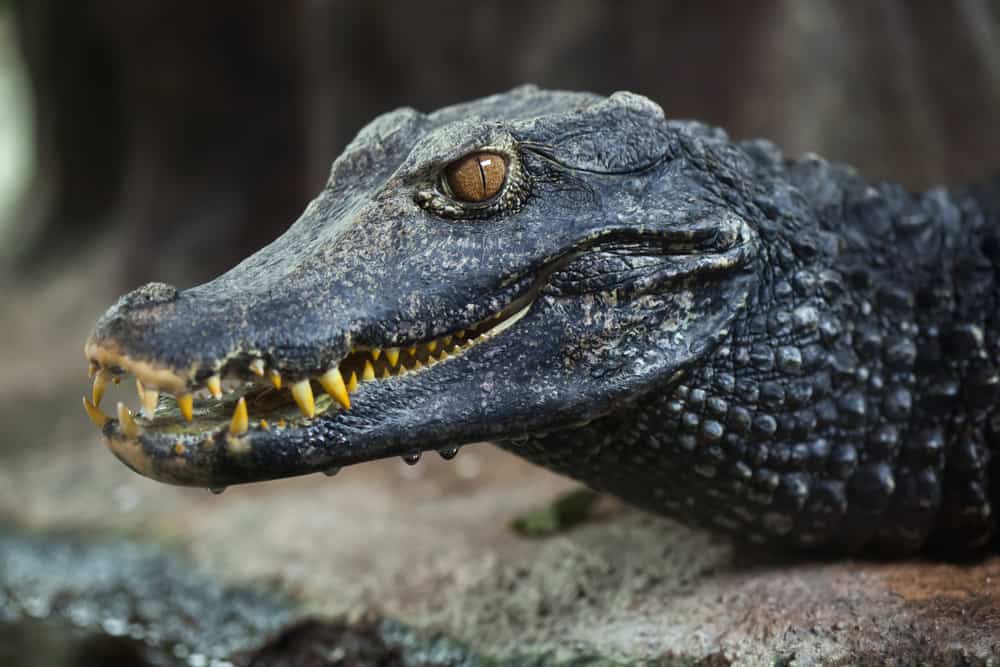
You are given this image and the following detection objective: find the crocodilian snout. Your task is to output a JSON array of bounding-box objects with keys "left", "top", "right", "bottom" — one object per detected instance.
[
  {"left": 82, "top": 242, "right": 541, "bottom": 488},
  {"left": 80, "top": 259, "right": 366, "bottom": 484}
]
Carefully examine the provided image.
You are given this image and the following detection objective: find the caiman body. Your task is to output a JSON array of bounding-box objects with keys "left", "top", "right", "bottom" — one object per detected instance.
[{"left": 84, "top": 87, "right": 1000, "bottom": 556}]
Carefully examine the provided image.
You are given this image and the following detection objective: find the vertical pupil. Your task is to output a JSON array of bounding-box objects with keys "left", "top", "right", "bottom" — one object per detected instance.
[{"left": 446, "top": 152, "right": 506, "bottom": 203}]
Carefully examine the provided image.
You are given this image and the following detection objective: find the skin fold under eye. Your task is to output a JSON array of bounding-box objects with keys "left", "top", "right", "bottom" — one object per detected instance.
[{"left": 445, "top": 152, "right": 507, "bottom": 202}]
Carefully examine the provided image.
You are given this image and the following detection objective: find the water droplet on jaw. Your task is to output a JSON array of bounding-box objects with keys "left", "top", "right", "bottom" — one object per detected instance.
[
  {"left": 438, "top": 447, "right": 459, "bottom": 461},
  {"left": 323, "top": 467, "right": 341, "bottom": 477},
  {"left": 402, "top": 451, "right": 421, "bottom": 465},
  {"left": 209, "top": 487, "right": 226, "bottom": 495}
]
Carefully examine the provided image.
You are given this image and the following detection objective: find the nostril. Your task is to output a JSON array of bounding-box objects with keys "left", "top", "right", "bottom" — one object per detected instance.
[{"left": 120, "top": 282, "right": 179, "bottom": 310}]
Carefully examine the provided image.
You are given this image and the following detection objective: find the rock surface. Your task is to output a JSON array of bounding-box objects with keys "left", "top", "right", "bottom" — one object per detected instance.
[{"left": 3, "top": 253, "right": 1000, "bottom": 665}]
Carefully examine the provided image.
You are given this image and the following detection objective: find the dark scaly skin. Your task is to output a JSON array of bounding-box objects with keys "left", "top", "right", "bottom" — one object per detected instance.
[
  {"left": 508, "top": 159, "right": 1000, "bottom": 555},
  {"left": 84, "top": 87, "right": 1000, "bottom": 555}
]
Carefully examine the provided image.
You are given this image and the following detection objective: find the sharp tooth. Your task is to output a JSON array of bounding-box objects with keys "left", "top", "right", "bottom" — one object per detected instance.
[
  {"left": 230, "top": 396, "right": 248, "bottom": 435},
  {"left": 442, "top": 335, "right": 452, "bottom": 346},
  {"left": 269, "top": 369, "right": 282, "bottom": 389},
  {"left": 386, "top": 348, "right": 400, "bottom": 367},
  {"left": 362, "top": 360, "right": 376, "bottom": 381},
  {"left": 319, "top": 368, "right": 350, "bottom": 410},
  {"left": 116, "top": 402, "right": 140, "bottom": 438},
  {"left": 407, "top": 346, "right": 417, "bottom": 356},
  {"left": 456, "top": 330, "right": 466, "bottom": 339},
  {"left": 371, "top": 348, "right": 382, "bottom": 361},
  {"left": 88, "top": 363, "right": 97, "bottom": 378},
  {"left": 381, "top": 367, "right": 391, "bottom": 379},
  {"left": 141, "top": 384, "right": 159, "bottom": 418},
  {"left": 206, "top": 375, "right": 223, "bottom": 399},
  {"left": 82, "top": 396, "right": 109, "bottom": 427},
  {"left": 427, "top": 340, "right": 437, "bottom": 353},
  {"left": 277, "top": 419, "right": 287, "bottom": 428},
  {"left": 93, "top": 369, "right": 111, "bottom": 406},
  {"left": 260, "top": 419, "right": 270, "bottom": 430},
  {"left": 347, "top": 371, "right": 359, "bottom": 392},
  {"left": 177, "top": 394, "right": 194, "bottom": 422},
  {"left": 291, "top": 379, "right": 315, "bottom": 418},
  {"left": 437, "top": 349, "right": 450, "bottom": 361},
  {"left": 413, "top": 359, "right": 424, "bottom": 370},
  {"left": 249, "top": 359, "right": 265, "bottom": 376}
]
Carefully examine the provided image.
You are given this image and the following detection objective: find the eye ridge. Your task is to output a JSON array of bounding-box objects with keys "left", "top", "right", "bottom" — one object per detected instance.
[{"left": 414, "top": 144, "right": 530, "bottom": 220}]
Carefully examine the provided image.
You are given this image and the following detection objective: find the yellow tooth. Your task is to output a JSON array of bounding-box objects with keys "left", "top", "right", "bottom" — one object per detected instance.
[
  {"left": 413, "top": 359, "right": 424, "bottom": 370},
  {"left": 177, "top": 393, "right": 194, "bottom": 422},
  {"left": 381, "top": 367, "right": 391, "bottom": 379},
  {"left": 93, "top": 369, "right": 111, "bottom": 406},
  {"left": 291, "top": 379, "right": 315, "bottom": 418},
  {"left": 116, "top": 402, "right": 140, "bottom": 438},
  {"left": 259, "top": 419, "right": 269, "bottom": 430},
  {"left": 230, "top": 396, "right": 248, "bottom": 435},
  {"left": 347, "top": 371, "right": 358, "bottom": 392},
  {"left": 427, "top": 340, "right": 437, "bottom": 353},
  {"left": 141, "top": 383, "right": 159, "bottom": 418},
  {"left": 371, "top": 348, "right": 382, "bottom": 361},
  {"left": 362, "top": 360, "right": 376, "bottom": 381},
  {"left": 407, "top": 346, "right": 417, "bottom": 356},
  {"left": 277, "top": 419, "right": 287, "bottom": 428},
  {"left": 442, "top": 335, "right": 452, "bottom": 346},
  {"left": 249, "top": 359, "right": 265, "bottom": 376},
  {"left": 456, "top": 330, "right": 466, "bottom": 339},
  {"left": 319, "top": 368, "right": 350, "bottom": 410},
  {"left": 269, "top": 369, "right": 282, "bottom": 389},
  {"left": 386, "top": 348, "right": 400, "bottom": 367},
  {"left": 82, "top": 396, "right": 109, "bottom": 427},
  {"left": 88, "top": 363, "right": 97, "bottom": 379},
  {"left": 206, "top": 375, "right": 223, "bottom": 399},
  {"left": 438, "top": 349, "right": 450, "bottom": 362}
]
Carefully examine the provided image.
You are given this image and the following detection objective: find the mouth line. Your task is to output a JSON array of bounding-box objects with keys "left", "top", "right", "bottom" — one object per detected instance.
[{"left": 83, "top": 290, "right": 537, "bottom": 444}]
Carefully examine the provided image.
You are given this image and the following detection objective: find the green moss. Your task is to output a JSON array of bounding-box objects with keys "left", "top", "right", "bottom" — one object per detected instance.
[{"left": 510, "top": 488, "right": 600, "bottom": 537}]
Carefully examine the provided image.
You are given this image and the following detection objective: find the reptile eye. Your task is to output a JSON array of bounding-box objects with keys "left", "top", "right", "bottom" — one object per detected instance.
[{"left": 444, "top": 152, "right": 506, "bottom": 203}]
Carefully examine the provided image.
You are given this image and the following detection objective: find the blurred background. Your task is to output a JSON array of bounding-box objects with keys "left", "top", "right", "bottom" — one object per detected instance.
[
  {"left": 3, "top": 1, "right": 1000, "bottom": 287},
  {"left": 0, "top": 1, "right": 999, "bottom": 664}
]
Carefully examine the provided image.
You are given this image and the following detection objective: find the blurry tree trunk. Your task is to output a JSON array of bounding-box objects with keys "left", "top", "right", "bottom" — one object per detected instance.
[
  {"left": 11, "top": 0, "right": 313, "bottom": 285},
  {"left": 9, "top": 0, "right": 1000, "bottom": 287}
]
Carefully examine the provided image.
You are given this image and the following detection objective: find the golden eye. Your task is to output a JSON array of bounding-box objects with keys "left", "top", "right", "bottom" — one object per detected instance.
[{"left": 444, "top": 152, "right": 506, "bottom": 203}]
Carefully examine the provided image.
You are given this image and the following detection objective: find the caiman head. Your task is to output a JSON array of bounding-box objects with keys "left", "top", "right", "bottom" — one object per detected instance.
[{"left": 83, "top": 87, "right": 760, "bottom": 489}]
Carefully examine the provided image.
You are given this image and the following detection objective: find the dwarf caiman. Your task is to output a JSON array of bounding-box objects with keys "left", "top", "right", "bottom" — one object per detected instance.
[{"left": 83, "top": 87, "right": 1000, "bottom": 555}]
